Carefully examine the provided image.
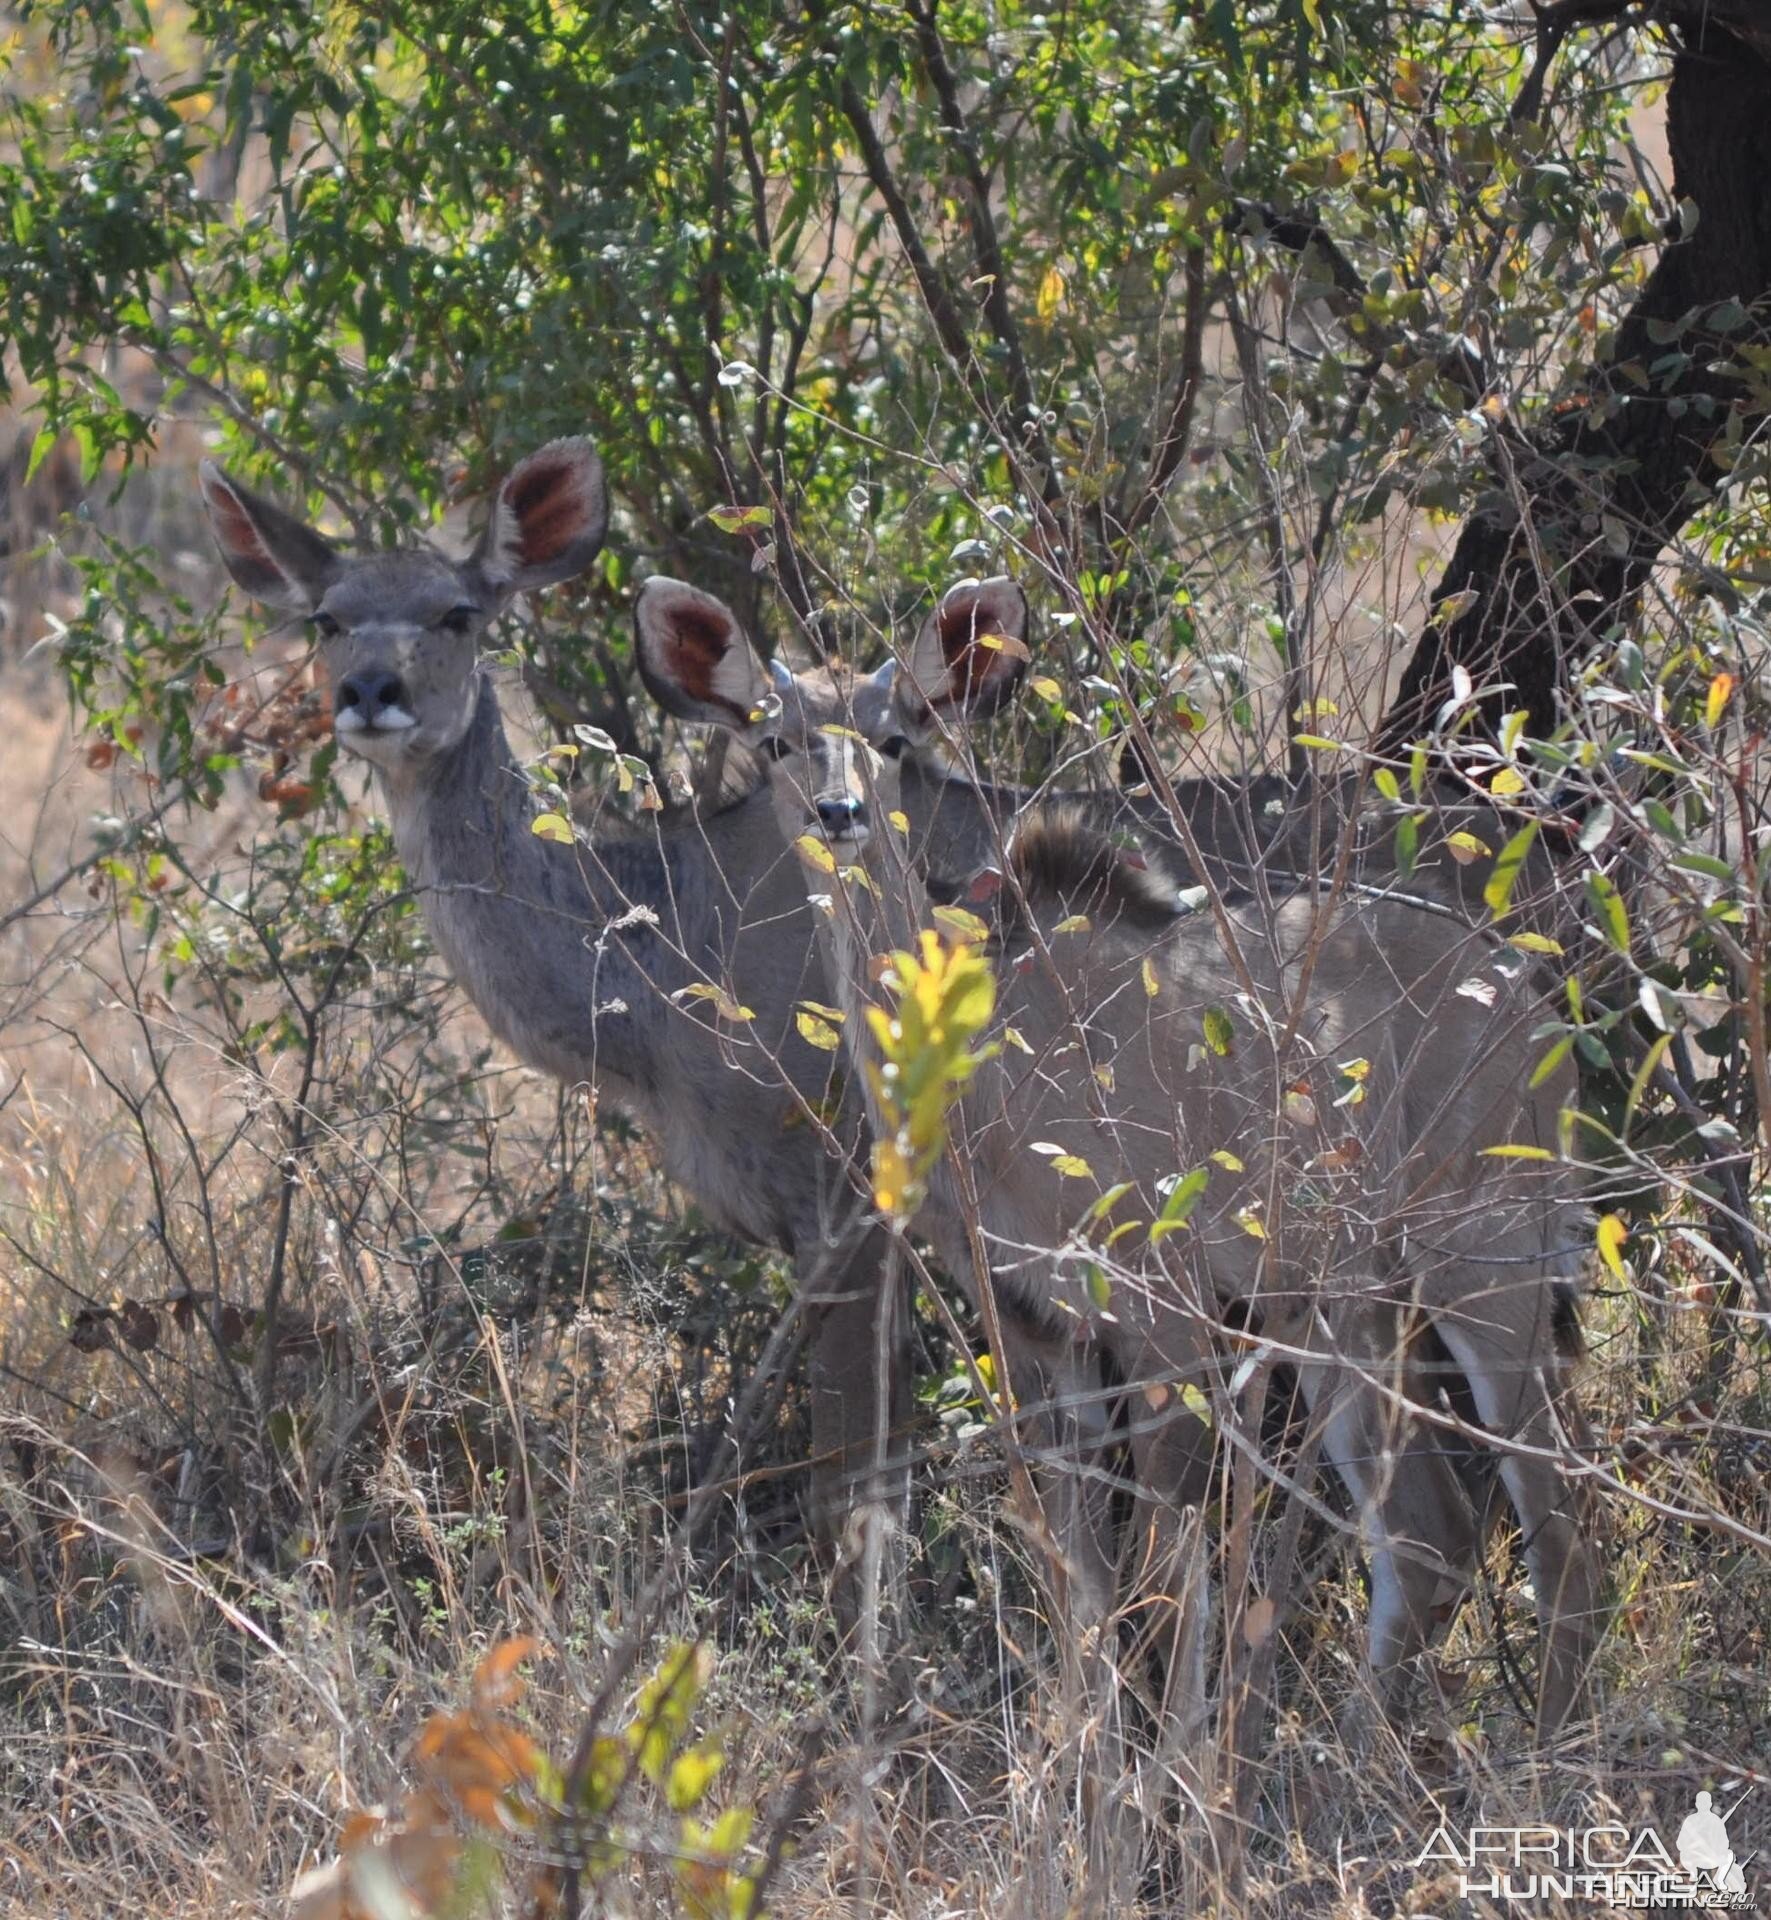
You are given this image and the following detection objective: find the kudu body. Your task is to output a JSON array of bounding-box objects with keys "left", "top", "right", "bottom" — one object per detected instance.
[
  {"left": 900, "top": 741, "right": 1565, "bottom": 935},
  {"left": 635, "top": 573, "right": 1600, "bottom": 1732},
  {"left": 199, "top": 440, "right": 904, "bottom": 1575}
]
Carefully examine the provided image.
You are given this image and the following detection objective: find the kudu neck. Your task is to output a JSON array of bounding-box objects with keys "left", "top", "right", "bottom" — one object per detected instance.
[
  {"left": 815, "top": 792, "right": 935, "bottom": 1008},
  {"left": 376, "top": 673, "right": 523, "bottom": 872}
]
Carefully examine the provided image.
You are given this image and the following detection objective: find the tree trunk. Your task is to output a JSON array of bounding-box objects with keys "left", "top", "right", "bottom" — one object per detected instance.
[{"left": 1380, "top": 1, "right": 1771, "bottom": 751}]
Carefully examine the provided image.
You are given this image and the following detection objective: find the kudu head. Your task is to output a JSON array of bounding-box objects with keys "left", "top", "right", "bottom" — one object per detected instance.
[
  {"left": 199, "top": 440, "right": 608, "bottom": 773},
  {"left": 633, "top": 574, "right": 1029, "bottom": 865}
]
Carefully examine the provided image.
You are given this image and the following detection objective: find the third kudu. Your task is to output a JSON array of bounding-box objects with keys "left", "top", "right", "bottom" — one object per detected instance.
[
  {"left": 199, "top": 438, "right": 906, "bottom": 1592},
  {"left": 634, "top": 571, "right": 1602, "bottom": 1734}
]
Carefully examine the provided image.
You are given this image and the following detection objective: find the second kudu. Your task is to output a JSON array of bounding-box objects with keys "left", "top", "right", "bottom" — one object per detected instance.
[
  {"left": 634, "top": 571, "right": 1602, "bottom": 1734},
  {"left": 198, "top": 438, "right": 907, "bottom": 1591}
]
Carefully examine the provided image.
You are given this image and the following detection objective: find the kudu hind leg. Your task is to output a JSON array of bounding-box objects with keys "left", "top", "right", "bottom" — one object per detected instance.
[
  {"left": 1115, "top": 1324, "right": 1217, "bottom": 1694},
  {"left": 1433, "top": 1294, "right": 1599, "bottom": 1735},
  {"left": 1123, "top": 1385, "right": 1215, "bottom": 1735},
  {"left": 1293, "top": 1302, "right": 1481, "bottom": 1721}
]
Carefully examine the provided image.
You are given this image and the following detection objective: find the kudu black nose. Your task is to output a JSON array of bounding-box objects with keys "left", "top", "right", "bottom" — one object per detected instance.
[
  {"left": 816, "top": 794, "right": 865, "bottom": 833},
  {"left": 335, "top": 669, "right": 409, "bottom": 720}
]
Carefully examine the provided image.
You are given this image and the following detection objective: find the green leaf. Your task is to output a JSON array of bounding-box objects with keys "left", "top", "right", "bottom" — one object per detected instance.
[
  {"left": 1585, "top": 871, "right": 1631, "bottom": 954},
  {"left": 1483, "top": 821, "right": 1540, "bottom": 919},
  {"left": 707, "top": 503, "right": 774, "bottom": 534},
  {"left": 1624, "top": 1032, "right": 1671, "bottom": 1128},
  {"left": 1203, "top": 1005, "right": 1234, "bottom": 1056},
  {"left": 1528, "top": 1033, "right": 1575, "bottom": 1089},
  {"left": 1150, "top": 1166, "right": 1209, "bottom": 1242}
]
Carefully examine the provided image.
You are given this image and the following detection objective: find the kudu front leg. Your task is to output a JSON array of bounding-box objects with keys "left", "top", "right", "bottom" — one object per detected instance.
[{"left": 798, "top": 1223, "right": 912, "bottom": 1639}]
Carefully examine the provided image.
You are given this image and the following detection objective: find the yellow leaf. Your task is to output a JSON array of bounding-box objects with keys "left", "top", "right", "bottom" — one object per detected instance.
[
  {"left": 1293, "top": 734, "right": 1343, "bottom": 752},
  {"left": 1053, "top": 913, "right": 1092, "bottom": 934},
  {"left": 975, "top": 631, "right": 1031, "bottom": 661},
  {"left": 1030, "top": 675, "right": 1063, "bottom": 702},
  {"left": 1031, "top": 1141, "right": 1094, "bottom": 1179},
  {"left": 673, "top": 982, "right": 754, "bottom": 1022},
  {"left": 1141, "top": 955, "right": 1160, "bottom": 999},
  {"left": 1445, "top": 830, "right": 1492, "bottom": 865},
  {"left": 1037, "top": 264, "right": 1066, "bottom": 319},
  {"left": 1489, "top": 766, "right": 1527, "bottom": 797},
  {"left": 796, "top": 1010, "right": 842, "bottom": 1051},
  {"left": 1203, "top": 1005, "right": 1235, "bottom": 1055},
  {"left": 888, "top": 809, "right": 910, "bottom": 834},
  {"left": 531, "top": 811, "right": 574, "bottom": 844},
  {"left": 1233, "top": 1207, "right": 1266, "bottom": 1240},
  {"left": 1209, "top": 1148, "right": 1245, "bottom": 1171},
  {"left": 1706, "top": 671, "right": 1734, "bottom": 729},
  {"left": 1508, "top": 931, "right": 1565, "bottom": 955},
  {"left": 932, "top": 905, "right": 991, "bottom": 944},
  {"left": 1481, "top": 1142, "right": 1554, "bottom": 1161},
  {"left": 1003, "top": 1024, "right": 1033, "bottom": 1054},
  {"left": 1179, "top": 1381, "right": 1214, "bottom": 1428},
  {"left": 793, "top": 834, "right": 836, "bottom": 872},
  {"left": 1596, "top": 1212, "right": 1628, "bottom": 1280}
]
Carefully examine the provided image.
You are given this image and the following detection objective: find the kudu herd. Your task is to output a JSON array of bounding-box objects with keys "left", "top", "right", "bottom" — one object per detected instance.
[{"left": 201, "top": 435, "right": 1602, "bottom": 1737}]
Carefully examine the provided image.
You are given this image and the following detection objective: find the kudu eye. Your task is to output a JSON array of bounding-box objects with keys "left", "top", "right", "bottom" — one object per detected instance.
[
  {"left": 877, "top": 735, "right": 909, "bottom": 760},
  {"left": 758, "top": 736, "right": 796, "bottom": 762},
  {"left": 310, "top": 611, "right": 340, "bottom": 639},
  {"left": 438, "top": 604, "right": 479, "bottom": 634}
]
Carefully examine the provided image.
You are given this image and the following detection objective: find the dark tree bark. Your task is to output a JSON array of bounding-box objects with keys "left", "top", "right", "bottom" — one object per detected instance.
[{"left": 1380, "top": 0, "right": 1771, "bottom": 751}]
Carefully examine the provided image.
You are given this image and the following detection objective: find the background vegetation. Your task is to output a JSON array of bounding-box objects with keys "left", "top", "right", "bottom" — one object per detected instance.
[{"left": 1, "top": 0, "right": 1767, "bottom": 1913}]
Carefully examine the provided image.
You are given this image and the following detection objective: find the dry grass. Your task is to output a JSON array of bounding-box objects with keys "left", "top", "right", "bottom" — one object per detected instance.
[{"left": 2, "top": 421, "right": 1769, "bottom": 1920}]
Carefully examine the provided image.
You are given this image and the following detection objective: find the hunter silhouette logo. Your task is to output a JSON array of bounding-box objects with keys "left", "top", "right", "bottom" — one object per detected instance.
[
  {"left": 1412, "top": 1786, "right": 1755, "bottom": 1909},
  {"left": 1677, "top": 1792, "right": 1749, "bottom": 1900}
]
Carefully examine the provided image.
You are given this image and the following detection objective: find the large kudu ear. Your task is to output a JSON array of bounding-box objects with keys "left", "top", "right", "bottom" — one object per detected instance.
[
  {"left": 897, "top": 575, "right": 1030, "bottom": 737},
  {"left": 199, "top": 463, "right": 343, "bottom": 613},
  {"left": 469, "top": 437, "right": 609, "bottom": 598},
  {"left": 633, "top": 578, "right": 781, "bottom": 731}
]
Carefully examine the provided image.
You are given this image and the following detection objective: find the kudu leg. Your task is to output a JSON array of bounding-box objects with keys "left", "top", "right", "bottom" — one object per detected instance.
[
  {"left": 1432, "top": 1291, "right": 1599, "bottom": 1736},
  {"left": 1292, "top": 1301, "right": 1481, "bottom": 1721},
  {"left": 1119, "top": 1334, "right": 1217, "bottom": 1701},
  {"left": 1009, "top": 1339, "right": 1121, "bottom": 1636},
  {"left": 799, "top": 1223, "right": 911, "bottom": 1636}
]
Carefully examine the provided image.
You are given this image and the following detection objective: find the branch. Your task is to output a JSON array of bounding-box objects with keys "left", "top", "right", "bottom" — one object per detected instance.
[
  {"left": 1123, "top": 244, "right": 1209, "bottom": 535},
  {"left": 837, "top": 77, "right": 980, "bottom": 378},
  {"left": 904, "top": 0, "right": 1059, "bottom": 501},
  {"left": 1380, "top": 6, "right": 1771, "bottom": 747},
  {"left": 1226, "top": 199, "right": 1367, "bottom": 302}
]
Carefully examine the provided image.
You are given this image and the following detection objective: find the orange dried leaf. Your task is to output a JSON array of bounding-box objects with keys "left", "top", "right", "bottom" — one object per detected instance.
[{"left": 473, "top": 1636, "right": 542, "bottom": 1711}]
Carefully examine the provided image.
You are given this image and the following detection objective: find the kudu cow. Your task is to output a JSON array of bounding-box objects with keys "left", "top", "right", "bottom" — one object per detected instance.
[
  {"left": 634, "top": 572, "right": 1601, "bottom": 1733},
  {"left": 198, "top": 440, "right": 906, "bottom": 1591}
]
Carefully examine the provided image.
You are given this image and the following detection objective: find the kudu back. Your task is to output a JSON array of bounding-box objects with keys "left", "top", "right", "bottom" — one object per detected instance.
[
  {"left": 199, "top": 439, "right": 906, "bottom": 1584},
  {"left": 634, "top": 572, "right": 1601, "bottom": 1735}
]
